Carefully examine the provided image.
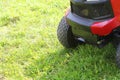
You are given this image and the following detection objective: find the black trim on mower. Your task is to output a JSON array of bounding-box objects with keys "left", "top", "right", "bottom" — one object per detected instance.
[
  {"left": 70, "top": 0, "right": 114, "bottom": 20},
  {"left": 66, "top": 12, "right": 112, "bottom": 44}
]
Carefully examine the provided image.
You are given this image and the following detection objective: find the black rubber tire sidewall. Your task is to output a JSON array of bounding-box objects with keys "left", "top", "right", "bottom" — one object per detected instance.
[
  {"left": 57, "top": 17, "right": 78, "bottom": 48},
  {"left": 116, "top": 43, "right": 120, "bottom": 68}
]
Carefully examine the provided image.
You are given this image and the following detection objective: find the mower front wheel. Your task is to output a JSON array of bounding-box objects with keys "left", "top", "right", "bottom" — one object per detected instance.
[
  {"left": 116, "top": 43, "right": 120, "bottom": 68},
  {"left": 57, "top": 17, "right": 78, "bottom": 48}
]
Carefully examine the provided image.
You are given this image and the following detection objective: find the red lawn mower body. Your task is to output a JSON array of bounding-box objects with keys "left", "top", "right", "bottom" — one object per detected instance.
[
  {"left": 91, "top": 0, "right": 120, "bottom": 36},
  {"left": 64, "top": 0, "right": 120, "bottom": 45}
]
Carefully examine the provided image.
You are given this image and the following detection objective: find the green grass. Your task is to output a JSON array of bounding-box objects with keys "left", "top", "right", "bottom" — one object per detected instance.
[{"left": 0, "top": 0, "right": 120, "bottom": 80}]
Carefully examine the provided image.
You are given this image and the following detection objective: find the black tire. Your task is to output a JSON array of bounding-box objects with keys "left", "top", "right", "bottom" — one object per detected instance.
[
  {"left": 116, "top": 43, "right": 120, "bottom": 68},
  {"left": 57, "top": 17, "right": 78, "bottom": 48},
  {"left": 112, "top": 40, "right": 118, "bottom": 48}
]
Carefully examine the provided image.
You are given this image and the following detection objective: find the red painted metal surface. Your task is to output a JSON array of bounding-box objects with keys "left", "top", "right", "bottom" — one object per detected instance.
[
  {"left": 91, "top": 0, "right": 120, "bottom": 36},
  {"left": 91, "top": 17, "right": 120, "bottom": 36},
  {"left": 111, "top": 0, "right": 120, "bottom": 16}
]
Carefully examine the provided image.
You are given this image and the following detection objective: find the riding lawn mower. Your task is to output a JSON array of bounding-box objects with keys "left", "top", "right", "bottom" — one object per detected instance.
[{"left": 57, "top": 0, "right": 120, "bottom": 68}]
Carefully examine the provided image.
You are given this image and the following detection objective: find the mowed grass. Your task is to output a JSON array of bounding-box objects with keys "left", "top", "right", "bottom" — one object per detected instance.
[{"left": 0, "top": 0, "right": 120, "bottom": 80}]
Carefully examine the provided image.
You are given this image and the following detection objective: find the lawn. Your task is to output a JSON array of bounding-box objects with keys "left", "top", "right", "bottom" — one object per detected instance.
[{"left": 0, "top": 0, "right": 120, "bottom": 80}]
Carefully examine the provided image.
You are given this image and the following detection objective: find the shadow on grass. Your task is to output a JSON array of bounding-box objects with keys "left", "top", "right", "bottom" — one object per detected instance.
[
  {"left": 25, "top": 44, "right": 120, "bottom": 80},
  {"left": 0, "top": 16, "right": 20, "bottom": 27}
]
